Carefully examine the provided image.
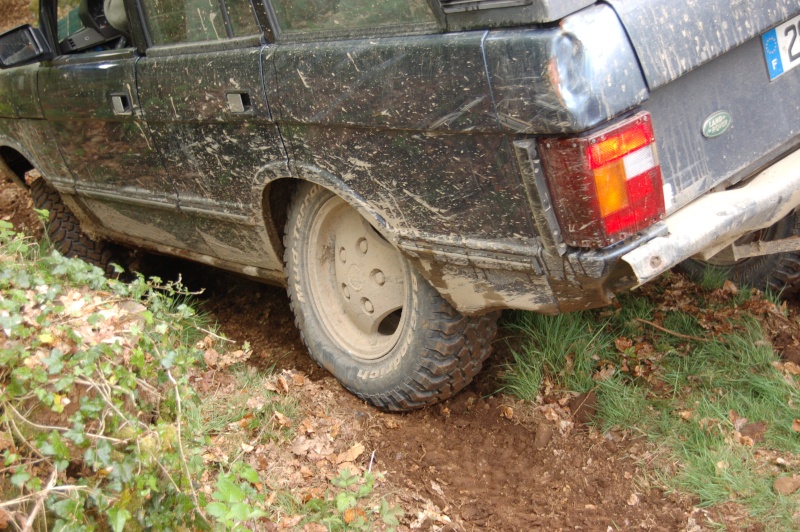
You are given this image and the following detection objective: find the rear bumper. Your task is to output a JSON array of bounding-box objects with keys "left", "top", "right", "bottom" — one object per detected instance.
[{"left": 622, "top": 148, "right": 800, "bottom": 285}]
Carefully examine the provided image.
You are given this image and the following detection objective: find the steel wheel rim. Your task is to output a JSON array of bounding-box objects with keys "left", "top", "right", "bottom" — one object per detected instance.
[{"left": 306, "top": 195, "right": 407, "bottom": 360}]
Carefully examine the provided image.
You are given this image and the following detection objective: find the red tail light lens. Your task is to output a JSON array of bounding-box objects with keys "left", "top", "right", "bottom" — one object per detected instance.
[{"left": 538, "top": 112, "right": 665, "bottom": 248}]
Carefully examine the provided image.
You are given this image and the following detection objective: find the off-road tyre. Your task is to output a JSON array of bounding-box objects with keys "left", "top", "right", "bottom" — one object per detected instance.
[
  {"left": 30, "top": 177, "right": 119, "bottom": 276},
  {"left": 284, "top": 183, "right": 499, "bottom": 412},
  {"left": 678, "top": 210, "right": 800, "bottom": 295}
]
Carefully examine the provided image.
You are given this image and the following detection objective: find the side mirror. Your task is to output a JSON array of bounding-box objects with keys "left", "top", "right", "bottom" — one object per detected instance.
[{"left": 0, "top": 25, "right": 53, "bottom": 69}]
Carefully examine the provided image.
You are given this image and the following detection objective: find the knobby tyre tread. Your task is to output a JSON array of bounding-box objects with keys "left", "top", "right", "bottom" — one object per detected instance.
[
  {"left": 30, "top": 178, "right": 118, "bottom": 276},
  {"left": 284, "top": 183, "right": 500, "bottom": 412}
]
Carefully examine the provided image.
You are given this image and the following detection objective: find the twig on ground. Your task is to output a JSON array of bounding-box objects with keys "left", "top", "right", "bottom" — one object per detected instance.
[
  {"left": 5, "top": 402, "right": 127, "bottom": 444},
  {"left": 634, "top": 318, "right": 708, "bottom": 342},
  {"left": 167, "top": 369, "right": 209, "bottom": 526},
  {"left": 21, "top": 469, "right": 56, "bottom": 532}
]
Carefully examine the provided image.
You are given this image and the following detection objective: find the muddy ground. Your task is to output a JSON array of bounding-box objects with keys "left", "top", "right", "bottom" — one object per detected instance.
[{"left": 5, "top": 171, "right": 731, "bottom": 531}]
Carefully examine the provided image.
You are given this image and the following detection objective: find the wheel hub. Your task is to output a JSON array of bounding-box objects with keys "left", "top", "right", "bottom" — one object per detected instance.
[{"left": 307, "top": 195, "right": 406, "bottom": 360}]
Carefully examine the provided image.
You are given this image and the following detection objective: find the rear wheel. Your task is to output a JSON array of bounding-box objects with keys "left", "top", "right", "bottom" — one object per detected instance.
[
  {"left": 284, "top": 183, "right": 499, "bottom": 411},
  {"left": 30, "top": 177, "right": 119, "bottom": 276},
  {"left": 678, "top": 211, "right": 800, "bottom": 294}
]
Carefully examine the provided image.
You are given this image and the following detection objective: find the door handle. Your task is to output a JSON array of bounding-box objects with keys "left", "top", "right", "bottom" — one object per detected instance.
[
  {"left": 226, "top": 91, "right": 252, "bottom": 114},
  {"left": 111, "top": 92, "right": 132, "bottom": 115}
]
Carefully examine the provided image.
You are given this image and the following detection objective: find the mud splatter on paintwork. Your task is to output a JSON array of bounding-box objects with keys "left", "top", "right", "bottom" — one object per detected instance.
[{"left": 607, "top": 0, "right": 800, "bottom": 89}]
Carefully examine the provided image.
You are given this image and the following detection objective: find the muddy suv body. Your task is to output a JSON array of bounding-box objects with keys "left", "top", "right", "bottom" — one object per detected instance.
[{"left": 2, "top": 0, "right": 800, "bottom": 409}]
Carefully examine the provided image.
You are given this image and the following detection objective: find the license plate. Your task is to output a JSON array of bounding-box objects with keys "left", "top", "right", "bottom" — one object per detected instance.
[{"left": 763, "top": 14, "right": 800, "bottom": 81}]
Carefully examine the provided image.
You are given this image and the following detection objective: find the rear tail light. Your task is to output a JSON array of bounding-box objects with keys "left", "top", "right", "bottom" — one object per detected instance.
[{"left": 538, "top": 112, "right": 665, "bottom": 248}]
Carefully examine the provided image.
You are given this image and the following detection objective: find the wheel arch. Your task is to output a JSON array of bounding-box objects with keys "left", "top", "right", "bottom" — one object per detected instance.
[
  {"left": 0, "top": 143, "right": 35, "bottom": 189},
  {"left": 261, "top": 162, "right": 399, "bottom": 256}
]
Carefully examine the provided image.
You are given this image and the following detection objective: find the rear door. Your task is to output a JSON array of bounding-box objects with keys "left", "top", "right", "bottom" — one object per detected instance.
[{"left": 135, "top": 0, "right": 288, "bottom": 274}]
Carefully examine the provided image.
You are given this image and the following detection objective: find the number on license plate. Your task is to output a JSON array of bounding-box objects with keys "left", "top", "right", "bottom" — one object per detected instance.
[{"left": 763, "top": 14, "right": 800, "bottom": 81}]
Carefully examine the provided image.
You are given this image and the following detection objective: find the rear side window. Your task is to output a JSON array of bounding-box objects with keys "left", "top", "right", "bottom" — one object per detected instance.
[
  {"left": 142, "top": 0, "right": 260, "bottom": 45},
  {"left": 270, "top": 0, "right": 435, "bottom": 33}
]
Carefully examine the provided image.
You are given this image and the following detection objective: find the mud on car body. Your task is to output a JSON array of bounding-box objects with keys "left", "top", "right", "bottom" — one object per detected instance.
[{"left": 2, "top": 0, "right": 800, "bottom": 410}]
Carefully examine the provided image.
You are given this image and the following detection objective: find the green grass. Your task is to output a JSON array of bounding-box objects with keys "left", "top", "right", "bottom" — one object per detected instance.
[
  {"left": 503, "top": 280, "right": 800, "bottom": 528},
  {"left": 502, "top": 311, "right": 609, "bottom": 400}
]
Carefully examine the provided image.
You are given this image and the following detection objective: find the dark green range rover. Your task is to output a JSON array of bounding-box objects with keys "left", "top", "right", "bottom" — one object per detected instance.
[{"left": 2, "top": 0, "right": 800, "bottom": 410}]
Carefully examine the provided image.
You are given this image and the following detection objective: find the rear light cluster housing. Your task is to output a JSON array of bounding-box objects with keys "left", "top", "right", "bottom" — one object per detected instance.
[{"left": 538, "top": 112, "right": 665, "bottom": 248}]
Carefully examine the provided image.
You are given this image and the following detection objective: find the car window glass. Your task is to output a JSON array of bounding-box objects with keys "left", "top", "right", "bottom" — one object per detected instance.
[
  {"left": 225, "top": 0, "right": 260, "bottom": 36},
  {"left": 141, "top": 0, "right": 227, "bottom": 45},
  {"left": 270, "top": 0, "right": 435, "bottom": 33},
  {"left": 56, "top": 0, "right": 131, "bottom": 53},
  {"left": 56, "top": 0, "right": 81, "bottom": 40}
]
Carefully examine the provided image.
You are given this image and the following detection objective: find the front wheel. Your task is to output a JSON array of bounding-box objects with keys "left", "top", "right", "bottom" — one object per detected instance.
[
  {"left": 284, "top": 183, "right": 499, "bottom": 411},
  {"left": 678, "top": 211, "right": 800, "bottom": 294},
  {"left": 30, "top": 177, "right": 120, "bottom": 276}
]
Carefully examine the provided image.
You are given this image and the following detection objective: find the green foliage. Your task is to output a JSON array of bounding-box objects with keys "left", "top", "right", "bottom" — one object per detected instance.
[
  {"left": 1, "top": 223, "right": 406, "bottom": 530},
  {"left": 0, "top": 225, "right": 273, "bottom": 530},
  {"left": 299, "top": 469, "right": 403, "bottom": 531},
  {"left": 502, "top": 311, "right": 610, "bottom": 400}
]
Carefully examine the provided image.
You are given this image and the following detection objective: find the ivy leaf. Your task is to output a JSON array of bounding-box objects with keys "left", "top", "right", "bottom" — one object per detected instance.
[
  {"left": 206, "top": 502, "right": 228, "bottom": 519},
  {"left": 380, "top": 498, "right": 403, "bottom": 526},
  {"left": 238, "top": 465, "right": 259, "bottom": 484},
  {"left": 213, "top": 477, "right": 246, "bottom": 503},
  {"left": 10, "top": 469, "right": 30, "bottom": 487},
  {"left": 107, "top": 506, "right": 131, "bottom": 532},
  {"left": 334, "top": 492, "right": 356, "bottom": 512},
  {"left": 227, "top": 502, "right": 254, "bottom": 521}
]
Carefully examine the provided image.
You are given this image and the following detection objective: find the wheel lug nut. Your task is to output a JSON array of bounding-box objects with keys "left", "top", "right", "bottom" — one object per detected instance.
[
  {"left": 339, "top": 248, "right": 347, "bottom": 263},
  {"left": 374, "top": 270, "right": 385, "bottom": 286},
  {"left": 358, "top": 238, "right": 368, "bottom": 254},
  {"left": 363, "top": 299, "right": 374, "bottom": 314},
  {"left": 342, "top": 284, "right": 350, "bottom": 299}
]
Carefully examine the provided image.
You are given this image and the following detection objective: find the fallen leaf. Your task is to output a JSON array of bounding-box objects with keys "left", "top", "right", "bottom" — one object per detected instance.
[
  {"left": 774, "top": 475, "right": 800, "bottom": 495},
  {"left": 430, "top": 481, "right": 446, "bottom": 499},
  {"left": 277, "top": 375, "right": 290, "bottom": 393},
  {"left": 677, "top": 410, "right": 693, "bottom": 421},
  {"left": 784, "top": 362, "right": 800, "bottom": 375},
  {"left": 292, "top": 437, "right": 312, "bottom": 456},
  {"left": 593, "top": 365, "right": 616, "bottom": 382},
  {"left": 273, "top": 412, "right": 292, "bottom": 428},
  {"left": 343, "top": 508, "right": 364, "bottom": 524},
  {"left": 292, "top": 373, "right": 305, "bottom": 387},
  {"left": 541, "top": 405, "right": 560, "bottom": 422},
  {"left": 240, "top": 443, "right": 254, "bottom": 453},
  {"left": 627, "top": 493, "right": 640, "bottom": 506},
  {"left": 280, "top": 515, "right": 302, "bottom": 528},
  {"left": 615, "top": 337, "right": 633, "bottom": 352},
  {"left": 336, "top": 443, "right": 365, "bottom": 464},
  {"left": 203, "top": 348, "right": 219, "bottom": 368},
  {"left": 740, "top": 422, "right": 767, "bottom": 443},
  {"left": 722, "top": 280, "right": 738, "bottom": 295},
  {"left": 793, "top": 419, "right": 800, "bottom": 433}
]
